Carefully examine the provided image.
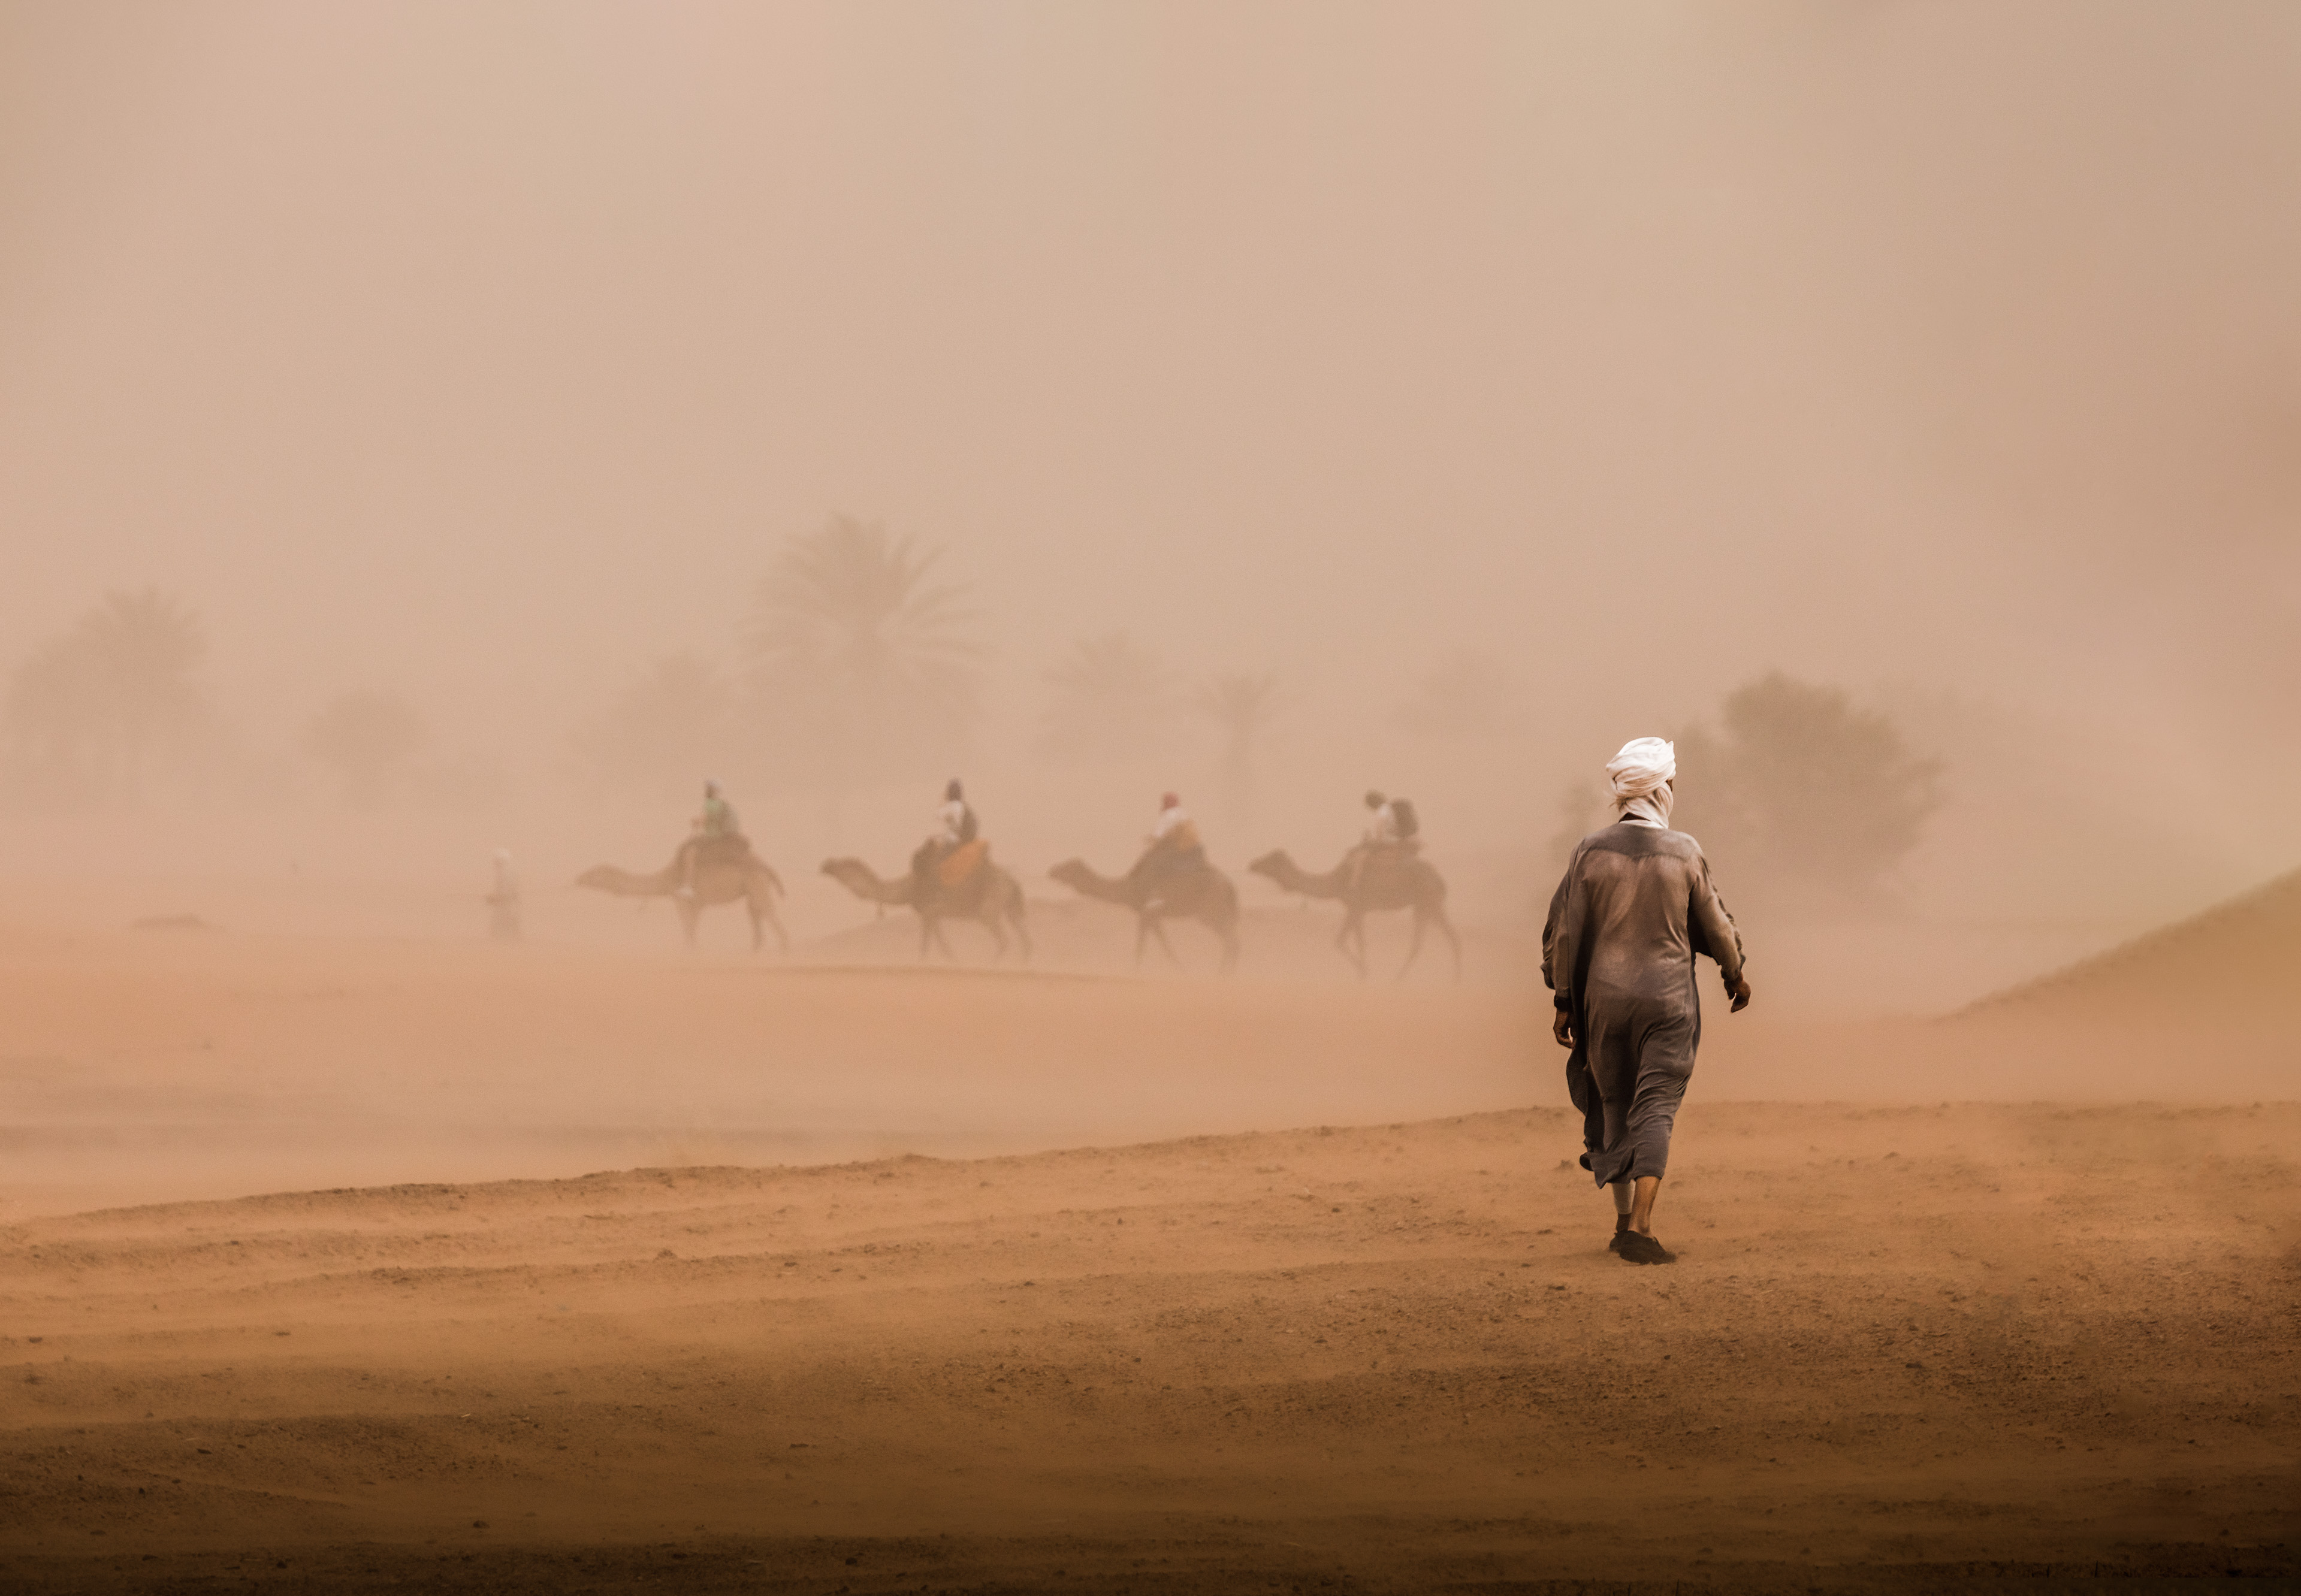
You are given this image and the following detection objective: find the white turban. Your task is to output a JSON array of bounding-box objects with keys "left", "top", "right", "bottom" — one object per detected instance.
[{"left": 1605, "top": 736, "right": 1676, "bottom": 829}]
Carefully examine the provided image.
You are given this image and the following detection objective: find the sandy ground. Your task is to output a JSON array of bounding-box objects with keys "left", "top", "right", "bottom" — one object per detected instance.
[
  {"left": 5, "top": 1101, "right": 2297, "bottom": 1592},
  {"left": 2, "top": 887, "right": 2296, "bottom": 1591}
]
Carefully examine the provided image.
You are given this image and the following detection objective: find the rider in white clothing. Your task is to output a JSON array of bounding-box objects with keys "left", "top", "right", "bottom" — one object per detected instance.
[
  {"left": 1150, "top": 796, "right": 1192, "bottom": 844},
  {"left": 1364, "top": 791, "right": 1401, "bottom": 846}
]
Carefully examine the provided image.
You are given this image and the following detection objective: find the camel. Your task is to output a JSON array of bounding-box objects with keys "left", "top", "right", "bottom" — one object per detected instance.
[
  {"left": 577, "top": 850, "right": 790, "bottom": 954},
  {"left": 1247, "top": 847, "right": 1461, "bottom": 982},
  {"left": 1049, "top": 857, "right": 1240, "bottom": 974},
  {"left": 820, "top": 855, "right": 1033, "bottom": 963}
]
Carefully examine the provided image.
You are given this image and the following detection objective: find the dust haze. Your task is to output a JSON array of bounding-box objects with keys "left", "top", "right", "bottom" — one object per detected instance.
[{"left": 1, "top": 5, "right": 2296, "bottom": 1591}]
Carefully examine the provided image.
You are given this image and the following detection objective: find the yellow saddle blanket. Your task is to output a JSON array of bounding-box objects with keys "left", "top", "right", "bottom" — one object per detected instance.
[{"left": 938, "top": 838, "right": 990, "bottom": 888}]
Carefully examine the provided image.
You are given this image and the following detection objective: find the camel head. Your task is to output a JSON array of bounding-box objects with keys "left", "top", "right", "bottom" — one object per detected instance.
[
  {"left": 576, "top": 864, "right": 633, "bottom": 894},
  {"left": 1245, "top": 850, "right": 1296, "bottom": 884},
  {"left": 1046, "top": 859, "right": 1091, "bottom": 889},
  {"left": 821, "top": 857, "right": 910, "bottom": 905}
]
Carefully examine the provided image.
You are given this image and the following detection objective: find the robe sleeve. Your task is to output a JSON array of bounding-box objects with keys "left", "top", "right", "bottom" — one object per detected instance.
[
  {"left": 1541, "top": 847, "right": 1579, "bottom": 1010},
  {"left": 1687, "top": 847, "right": 1746, "bottom": 993}
]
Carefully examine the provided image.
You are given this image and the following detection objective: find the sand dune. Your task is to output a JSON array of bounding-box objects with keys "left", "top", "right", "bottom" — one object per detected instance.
[{"left": 1958, "top": 864, "right": 2301, "bottom": 1023}]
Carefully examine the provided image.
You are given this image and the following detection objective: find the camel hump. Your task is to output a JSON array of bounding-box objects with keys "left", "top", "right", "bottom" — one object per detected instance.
[{"left": 939, "top": 838, "right": 991, "bottom": 888}]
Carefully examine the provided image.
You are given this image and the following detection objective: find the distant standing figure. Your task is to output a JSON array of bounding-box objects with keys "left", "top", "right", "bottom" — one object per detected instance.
[
  {"left": 1543, "top": 737, "right": 1751, "bottom": 1265},
  {"left": 487, "top": 847, "right": 522, "bottom": 942}
]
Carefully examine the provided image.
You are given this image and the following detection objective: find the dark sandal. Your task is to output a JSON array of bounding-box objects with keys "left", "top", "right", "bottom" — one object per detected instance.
[{"left": 1617, "top": 1231, "right": 1676, "bottom": 1265}]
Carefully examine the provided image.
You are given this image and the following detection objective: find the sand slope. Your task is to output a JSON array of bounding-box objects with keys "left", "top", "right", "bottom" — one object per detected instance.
[{"left": 1959, "top": 864, "right": 2301, "bottom": 1023}]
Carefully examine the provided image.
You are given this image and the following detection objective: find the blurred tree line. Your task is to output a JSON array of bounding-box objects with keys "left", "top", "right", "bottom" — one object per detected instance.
[
  {"left": 1550, "top": 673, "right": 1943, "bottom": 908},
  {"left": 1, "top": 590, "right": 217, "bottom": 808},
  {"left": 572, "top": 515, "right": 985, "bottom": 811},
  {"left": 0, "top": 588, "right": 453, "bottom": 814},
  {"left": 572, "top": 515, "right": 1289, "bottom": 826},
  {"left": 3, "top": 551, "right": 1943, "bottom": 900},
  {"left": 1673, "top": 674, "right": 1943, "bottom": 902}
]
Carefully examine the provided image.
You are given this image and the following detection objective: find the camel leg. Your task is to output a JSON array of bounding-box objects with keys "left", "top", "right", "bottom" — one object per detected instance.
[
  {"left": 1132, "top": 914, "right": 1152, "bottom": 967},
  {"left": 1216, "top": 918, "right": 1239, "bottom": 977},
  {"left": 745, "top": 879, "right": 785, "bottom": 955},
  {"left": 678, "top": 899, "right": 700, "bottom": 950},
  {"left": 1439, "top": 908, "right": 1463, "bottom": 981},
  {"left": 984, "top": 911, "right": 1009, "bottom": 963},
  {"left": 1149, "top": 916, "right": 1182, "bottom": 969},
  {"left": 1008, "top": 900, "right": 1033, "bottom": 964},
  {"left": 1334, "top": 912, "right": 1367, "bottom": 980},
  {"left": 1396, "top": 909, "right": 1426, "bottom": 983}
]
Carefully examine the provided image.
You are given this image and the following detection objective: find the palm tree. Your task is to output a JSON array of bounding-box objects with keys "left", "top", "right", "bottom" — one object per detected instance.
[
  {"left": 1039, "top": 631, "right": 1176, "bottom": 761},
  {"left": 2, "top": 588, "right": 211, "bottom": 805},
  {"left": 740, "top": 515, "right": 983, "bottom": 794},
  {"left": 1195, "top": 672, "right": 1281, "bottom": 828}
]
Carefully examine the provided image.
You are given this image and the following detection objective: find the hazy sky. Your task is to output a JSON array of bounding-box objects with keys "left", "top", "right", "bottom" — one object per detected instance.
[{"left": 2, "top": 1, "right": 2295, "bottom": 783}]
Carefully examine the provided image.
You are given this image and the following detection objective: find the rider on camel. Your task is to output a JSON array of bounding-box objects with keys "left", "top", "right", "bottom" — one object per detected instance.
[
  {"left": 1343, "top": 788, "right": 1417, "bottom": 893},
  {"left": 675, "top": 779, "right": 750, "bottom": 899},
  {"left": 913, "top": 778, "right": 981, "bottom": 904},
  {"left": 1128, "top": 792, "right": 1205, "bottom": 891}
]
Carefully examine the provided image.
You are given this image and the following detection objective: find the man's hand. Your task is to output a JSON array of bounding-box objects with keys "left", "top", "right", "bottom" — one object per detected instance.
[
  {"left": 1552, "top": 1006, "right": 1574, "bottom": 1048},
  {"left": 1729, "top": 976, "right": 1753, "bottom": 1014}
]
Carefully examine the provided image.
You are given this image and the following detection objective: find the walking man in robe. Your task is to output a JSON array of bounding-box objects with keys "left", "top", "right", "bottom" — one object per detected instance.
[{"left": 1543, "top": 737, "right": 1750, "bottom": 1264}]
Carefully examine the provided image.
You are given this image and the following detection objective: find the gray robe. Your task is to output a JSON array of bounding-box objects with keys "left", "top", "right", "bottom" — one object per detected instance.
[{"left": 1542, "top": 822, "right": 1747, "bottom": 1187}]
